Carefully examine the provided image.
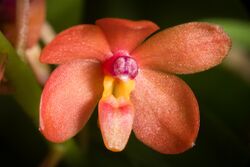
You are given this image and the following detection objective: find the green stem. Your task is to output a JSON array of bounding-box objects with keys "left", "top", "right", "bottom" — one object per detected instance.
[{"left": 39, "top": 144, "right": 65, "bottom": 167}]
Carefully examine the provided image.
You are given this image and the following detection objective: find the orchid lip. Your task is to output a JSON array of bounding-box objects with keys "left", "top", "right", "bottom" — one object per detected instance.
[{"left": 103, "top": 52, "right": 138, "bottom": 80}]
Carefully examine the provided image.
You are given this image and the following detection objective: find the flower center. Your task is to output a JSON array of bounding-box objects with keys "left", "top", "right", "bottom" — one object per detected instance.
[
  {"left": 100, "top": 53, "right": 137, "bottom": 152},
  {"left": 103, "top": 53, "right": 138, "bottom": 80}
]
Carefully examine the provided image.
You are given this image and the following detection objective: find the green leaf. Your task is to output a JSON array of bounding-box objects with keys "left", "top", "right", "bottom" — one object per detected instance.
[
  {"left": 0, "top": 32, "right": 41, "bottom": 124},
  {"left": 0, "top": 32, "right": 85, "bottom": 166}
]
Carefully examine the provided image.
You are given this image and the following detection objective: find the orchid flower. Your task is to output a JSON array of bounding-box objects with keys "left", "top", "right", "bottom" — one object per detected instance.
[
  {"left": 0, "top": 0, "right": 45, "bottom": 48},
  {"left": 0, "top": 0, "right": 49, "bottom": 84},
  {"left": 39, "top": 18, "right": 231, "bottom": 154}
]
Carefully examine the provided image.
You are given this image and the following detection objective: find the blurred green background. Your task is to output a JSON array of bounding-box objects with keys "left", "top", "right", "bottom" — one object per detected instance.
[{"left": 0, "top": 0, "right": 250, "bottom": 166}]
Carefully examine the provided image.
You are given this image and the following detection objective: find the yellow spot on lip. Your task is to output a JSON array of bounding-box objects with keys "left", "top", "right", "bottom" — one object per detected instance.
[
  {"left": 99, "top": 75, "right": 135, "bottom": 152},
  {"left": 102, "top": 75, "right": 135, "bottom": 100},
  {"left": 102, "top": 75, "right": 115, "bottom": 98}
]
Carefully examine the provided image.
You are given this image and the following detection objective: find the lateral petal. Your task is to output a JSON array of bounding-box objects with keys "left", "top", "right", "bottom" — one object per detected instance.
[
  {"left": 132, "top": 22, "right": 231, "bottom": 74},
  {"left": 96, "top": 18, "right": 159, "bottom": 53},
  {"left": 40, "top": 25, "right": 111, "bottom": 64},
  {"left": 132, "top": 69, "right": 199, "bottom": 154},
  {"left": 39, "top": 60, "right": 103, "bottom": 142}
]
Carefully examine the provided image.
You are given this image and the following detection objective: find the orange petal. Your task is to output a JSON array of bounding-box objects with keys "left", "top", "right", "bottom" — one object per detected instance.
[
  {"left": 96, "top": 18, "right": 159, "bottom": 53},
  {"left": 132, "top": 22, "right": 231, "bottom": 74},
  {"left": 40, "top": 25, "right": 111, "bottom": 64},
  {"left": 98, "top": 96, "right": 134, "bottom": 152},
  {"left": 131, "top": 69, "right": 199, "bottom": 154},
  {"left": 39, "top": 60, "right": 103, "bottom": 142}
]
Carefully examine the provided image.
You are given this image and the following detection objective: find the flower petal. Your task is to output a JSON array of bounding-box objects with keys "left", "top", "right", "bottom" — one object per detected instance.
[
  {"left": 98, "top": 96, "right": 134, "bottom": 152},
  {"left": 132, "top": 22, "right": 231, "bottom": 74},
  {"left": 131, "top": 69, "right": 199, "bottom": 154},
  {"left": 40, "top": 25, "right": 111, "bottom": 64},
  {"left": 39, "top": 60, "right": 103, "bottom": 143},
  {"left": 96, "top": 18, "right": 159, "bottom": 53}
]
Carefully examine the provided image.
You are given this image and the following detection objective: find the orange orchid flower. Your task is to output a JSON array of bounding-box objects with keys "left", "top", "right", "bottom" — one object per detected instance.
[
  {"left": 0, "top": 0, "right": 49, "bottom": 84},
  {"left": 0, "top": 0, "right": 45, "bottom": 48},
  {"left": 39, "top": 18, "right": 231, "bottom": 154}
]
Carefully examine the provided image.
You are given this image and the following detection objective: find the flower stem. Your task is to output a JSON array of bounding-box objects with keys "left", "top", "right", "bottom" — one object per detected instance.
[
  {"left": 39, "top": 144, "right": 65, "bottom": 167},
  {"left": 16, "top": 0, "right": 30, "bottom": 58},
  {"left": 41, "top": 22, "right": 56, "bottom": 44},
  {"left": 223, "top": 46, "right": 250, "bottom": 83},
  {"left": 25, "top": 44, "right": 50, "bottom": 84}
]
